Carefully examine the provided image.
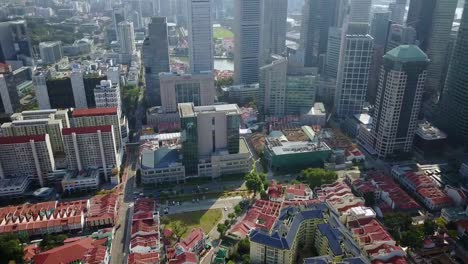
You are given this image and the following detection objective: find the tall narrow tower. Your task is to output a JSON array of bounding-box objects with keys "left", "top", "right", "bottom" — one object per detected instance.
[
  {"left": 260, "top": 0, "right": 288, "bottom": 65},
  {"left": 187, "top": 0, "right": 214, "bottom": 73}
]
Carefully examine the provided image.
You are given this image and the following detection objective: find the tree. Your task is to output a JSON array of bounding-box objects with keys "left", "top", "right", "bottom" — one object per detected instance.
[
  {"left": 435, "top": 217, "right": 447, "bottom": 230},
  {"left": 217, "top": 223, "right": 227, "bottom": 237},
  {"left": 245, "top": 171, "right": 264, "bottom": 197},
  {"left": 136, "top": 169, "right": 141, "bottom": 186},
  {"left": 171, "top": 220, "right": 188, "bottom": 241},
  {"left": 234, "top": 204, "right": 242, "bottom": 216},
  {"left": 238, "top": 238, "right": 250, "bottom": 256},
  {"left": 40, "top": 234, "right": 68, "bottom": 251},
  {"left": 0, "top": 234, "right": 24, "bottom": 263},
  {"left": 423, "top": 220, "right": 436, "bottom": 236},
  {"left": 363, "top": 192, "right": 376, "bottom": 207},
  {"left": 228, "top": 213, "right": 236, "bottom": 219},
  {"left": 383, "top": 213, "right": 413, "bottom": 240},
  {"left": 260, "top": 190, "right": 268, "bottom": 200},
  {"left": 160, "top": 216, "right": 170, "bottom": 225},
  {"left": 298, "top": 168, "right": 337, "bottom": 188},
  {"left": 400, "top": 229, "right": 423, "bottom": 249}
]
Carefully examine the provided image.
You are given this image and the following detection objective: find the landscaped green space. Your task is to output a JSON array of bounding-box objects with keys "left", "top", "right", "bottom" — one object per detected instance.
[
  {"left": 213, "top": 27, "right": 234, "bottom": 39},
  {"left": 167, "top": 209, "right": 223, "bottom": 238}
]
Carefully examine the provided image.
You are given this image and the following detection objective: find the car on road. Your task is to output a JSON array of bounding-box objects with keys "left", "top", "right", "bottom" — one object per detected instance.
[{"left": 224, "top": 206, "right": 228, "bottom": 211}]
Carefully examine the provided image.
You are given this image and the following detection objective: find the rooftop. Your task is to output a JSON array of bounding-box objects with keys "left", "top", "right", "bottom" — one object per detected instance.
[
  {"left": 266, "top": 140, "right": 331, "bottom": 156},
  {"left": 63, "top": 168, "right": 100, "bottom": 181},
  {"left": 384, "top": 45, "right": 429, "bottom": 63},
  {"left": 72, "top": 107, "right": 118, "bottom": 117},
  {"left": 141, "top": 146, "right": 181, "bottom": 169},
  {"left": 416, "top": 121, "right": 447, "bottom": 140},
  {"left": 0, "top": 135, "right": 46, "bottom": 144},
  {"left": 62, "top": 125, "right": 113, "bottom": 135}
]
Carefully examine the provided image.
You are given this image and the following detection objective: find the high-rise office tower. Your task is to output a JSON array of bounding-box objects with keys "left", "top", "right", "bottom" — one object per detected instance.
[
  {"left": 234, "top": 0, "right": 261, "bottom": 85},
  {"left": 159, "top": 72, "right": 215, "bottom": 113},
  {"left": 385, "top": 24, "right": 417, "bottom": 52},
  {"left": 301, "top": 0, "right": 347, "bottom": 67},
  {"left": 143, "top": 17, "right": 170, "bottom": 106},
  {"left": 259, "top": 55, "right": 288, "bottom": 117},
  {"left": 349, "top": 0, "right": 372, "bottom": 23},
  {"left": 187, "top": 0, "right": 214, "bottom": 73},
  {"left": 179, "top": 103, "right": 242, "bottom": 175},
  {"left": 113, "top": 5, "right": 126, "bottom": 42},
  {"left": 368, "top": 12, "right": 392, "bottom": 104},
  {"left": 435, "top": 2, "right": 468, "bottom": 145},
  {"left": 39, "top": 41, "right": 63, "bottom": 65},
  {"left": 0, "top": 64, "right": 30, "bottom": 114},
  {"left": 389, "top": 0, "right": 407, "bottom": 25},
  {"left": 334, "top": 23, "right": 374, "bottom": 118},
  {"left": 70, "top": 64, "right": 88, "bottom": 109},
  {"left": 118, "top": 21, "right": 136, "bottom": 55},
  {"left": 368, "top": 45, "right": 429, "bottom": 158},
  {"left": 325, "top": 27, "right": 343, "bottom": 79},
  {"left": 407, "top": 0, "right": 457, "bottom": 100},
  {"left": 0, "top": 20, "right": 33, "bottom": 67},
  {"left": 260, "top": 0, "right": 288, "bottom": 65}
]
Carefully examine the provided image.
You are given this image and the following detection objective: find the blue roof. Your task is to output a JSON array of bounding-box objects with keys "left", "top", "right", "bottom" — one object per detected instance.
[
  {"left": 341, "top": 256, "right": 369, "bottom": 264},
  {"left": 250, "top": 207, "right": 325, "bottom": 250},
  {"left": 141, "top": 147, "right": 180, "bottom": 169},
  {"left": 303, "top": 256, "right": 332, "bottom": 264},
  {"left": 317, "top": 223, "right": 343, "bottom": 256}
]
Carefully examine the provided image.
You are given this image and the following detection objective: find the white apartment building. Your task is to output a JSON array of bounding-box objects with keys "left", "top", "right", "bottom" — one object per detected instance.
[
  {"left": 39, "top": 41, "right": 63, "bottom": 65},
  {"left": 159, "top": 71, "right": 215, "bottom": 113},
  {"left": 62, "top": 126, "right": 119, "bottom": 181},
  {"left": 71, "top": 108, "right": 123, "bottom": 151},
  {"left": 334, "top": 23, "right": 374, "bottom": 118},
  {"left": 187, "top": 0, "right": 214, "bottom": 73},
  {"left": 0, "top": 176, "right": 31, "bottom": 198},
  {"left": 11, "top": 109, "right": 70, "bottom": 128},
  {"left": 1, "top": 118, "right": 65, "bottom": 154},
  {"left": 0, "top": 135, "right": 55, "bottom": 187},
  {"left": 94, "top": 80, "right": 122, "bottom": 115},
  {"left": 118, "top": 21, "right": 136, "bottom": 55}
]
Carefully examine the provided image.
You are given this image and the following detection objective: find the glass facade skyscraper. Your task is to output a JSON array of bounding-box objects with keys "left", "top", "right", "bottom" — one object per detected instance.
[{"left": 435, "top": 2, "right": 468, "bottom": 145}]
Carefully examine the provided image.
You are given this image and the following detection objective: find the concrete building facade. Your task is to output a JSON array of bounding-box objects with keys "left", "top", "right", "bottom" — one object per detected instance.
[
  {"left": 259, "top": 56, "right": 288, "bottom": 117},
  {"left": 187, "top": 0, "right": 214, "bottom": 73}
]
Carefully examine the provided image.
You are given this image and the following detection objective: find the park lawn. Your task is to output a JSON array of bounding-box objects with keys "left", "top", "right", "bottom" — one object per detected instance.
[
  {"left": 167, "top": 209, "right": 223, "bottom": 238},
  {"left": 213, "top": 27, "right": 234, "bottom": 39}
]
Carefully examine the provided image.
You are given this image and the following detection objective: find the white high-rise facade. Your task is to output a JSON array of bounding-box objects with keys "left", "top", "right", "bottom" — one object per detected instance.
[
  {"left": 234, "top": 0, "right": 261, "bottom": 85},
  {"left": 260, "top": 0, "right": 288, "bottom": 65},
  {"left": 259, "top": 55, "right": 288, "bottom": 117},
  {"left": 187, "top": 0, "right": 214, "bottom": 73},
  {"left": 94, "top": 80, "right": 122, "bottom": 116},
  {"left": 118, "top": 21, "right": 136, "bottom": 55},
  {"left": 334, "top": 23, "right": 374, "bottom": 117}
]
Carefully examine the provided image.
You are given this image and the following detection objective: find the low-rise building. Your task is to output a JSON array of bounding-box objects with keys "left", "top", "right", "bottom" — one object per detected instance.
[
  {"left": 413, "top": 122, "right": 447, "bottom": 158},
  {"left": 0, "top": 176, "right": 31, "bottom": 199},
  {"left": 300, "top": 102, "right": 327, "bottom": 127},
  {"left": 285, "top": 184, "right": 313, "bottom": 201},
  {"left": 61, "top": 168, "right": 100, "bottom": 193},
  {"left": 86, "top": 193, "right": 119, "bottom": 228},
  {"left": 140, "top": 146, "right": 185, "bottom": 185},
  {"left": 176, "top": 228, "right": 206, "bottom": 255}
]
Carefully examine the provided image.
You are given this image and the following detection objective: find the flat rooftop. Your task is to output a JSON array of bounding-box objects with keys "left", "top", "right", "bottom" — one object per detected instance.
[
  {"left": 416, "top": 122, "right": 447, "bottom": 140},
  {"left": 179, "top": 103, "right": 240, "bottom": 118},
  {"left": 63, "top": 168, "right": 100, "bottom": 180},
  {"left": 0, "top": 176, "right": 30, "bottom": 189},
  {"left": 268, "top": 140, "right": 331, "bottom": 156}
]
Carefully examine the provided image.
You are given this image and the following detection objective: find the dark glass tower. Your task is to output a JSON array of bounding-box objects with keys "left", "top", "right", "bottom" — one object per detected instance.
[
  {"left": 435, "top": 2, "right": 468, "bottom": 145},
  {"left": 143, "top": 17, "right": 170, "bottom": 106}
]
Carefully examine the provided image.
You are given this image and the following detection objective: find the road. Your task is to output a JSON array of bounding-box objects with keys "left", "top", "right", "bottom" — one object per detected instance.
[{"left": 110, "top": 149, "right": 138, "bottom": 264}]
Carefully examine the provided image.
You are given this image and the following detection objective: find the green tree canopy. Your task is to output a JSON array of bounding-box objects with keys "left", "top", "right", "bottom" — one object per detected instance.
[
  {"left": 0, "top": 234, "right": 24, "bottom": 263},
  {"left": 297, "top": 168, "right": 337, "bottom": 188},
  {"left": 171, "top": 220, "right": 188, "bottom": 241}
]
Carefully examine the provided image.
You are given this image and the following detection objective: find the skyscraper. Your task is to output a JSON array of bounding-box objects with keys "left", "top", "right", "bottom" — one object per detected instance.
[
  {"left": 407, "top": 0, "right": 457, "bottom": 100},
  {"left": 234, "top": 0, "right": 261, "bottom": 85},
  {"left": 118, "top": 21, "right": 136, "bottom": 55},
  {"left": 325, "top": 27, "right": 342, "bottom": 79},
  {"left": 334, "top": 23, "right": 374, "bottom": 118},
  {"left": 435, "top": 2, "right": 468, "bottom": 145},
  {"left": 301, "top": 0, "right": 347, "bottom": 67},
  {"left": 260, "top": 0, "right": 288, "bottom": 65},
  {"left": 348, "top": 0, "right": 372, "bottom": 24},
  {"left": 259, "top": 55, "right": 288, "bottom": 116},
  {"left": 113, "top": 5, "right": 126, "bottom": 42},
  {"left": 39, "top": 41, "right": 63, "bottom": 65},
  {"left": 389, "top": 0, "right": 407, "bottom": 25},
  {"left": 385, "top": 24, "right": 417, "bottom": 52},
  {"left": 368, "top": 45, "right": 429, "bottom": 158},
  {"left": 0, "top": 20, "right": 33, "bottom": 67},
  {"left": 187, "top": 0, "right": 214, "bottom": 73},
  {"left": 143, "top": 17, "right": 170, "bottom": 106},
  {"left": 179, "top": 103, "right": 245, "bottom": 176}
]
